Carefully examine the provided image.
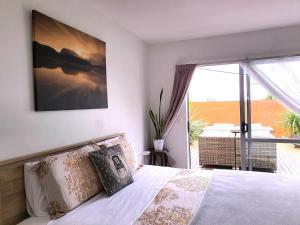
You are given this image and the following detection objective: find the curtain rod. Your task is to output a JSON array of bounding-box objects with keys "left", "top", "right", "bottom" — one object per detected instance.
[{"left": 184, "top": 52, "right": 300, "bottom": 67}]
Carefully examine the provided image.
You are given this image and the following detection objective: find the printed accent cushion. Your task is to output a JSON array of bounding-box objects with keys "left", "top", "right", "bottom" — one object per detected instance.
[
  {"left": 89, "top": 144, "right": 134, "bottom": 196},
  {"left": 38, "top": 145, "right": 101, "bottom": 218},
  {"left": 96, "top": 135, "right": 138, "bottom": 171}
]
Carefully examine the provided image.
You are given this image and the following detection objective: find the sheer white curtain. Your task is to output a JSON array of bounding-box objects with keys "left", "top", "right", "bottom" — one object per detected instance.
[{"left": 242, "top": 56, "right": 300, "bottom": 116}]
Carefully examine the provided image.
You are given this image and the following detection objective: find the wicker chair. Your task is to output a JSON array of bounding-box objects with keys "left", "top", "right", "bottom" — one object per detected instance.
[{"left": 198, "top": 136, "right": 277, "bottom": 171}]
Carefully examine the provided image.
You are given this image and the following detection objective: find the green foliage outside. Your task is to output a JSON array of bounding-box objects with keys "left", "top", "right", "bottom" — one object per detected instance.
[
  {"left": 189, "top": 119, "right": 207, "bottom": 144},
  {"left": 264, "top": 94, "right": 273, "bottom": 100},
  {"left": 281, "top": 111, "right": 300, "bottom": 137}
]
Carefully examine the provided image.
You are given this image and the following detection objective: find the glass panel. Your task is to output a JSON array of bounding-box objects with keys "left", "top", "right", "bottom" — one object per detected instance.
[
  {"left": 248, "top": 76, "right": 289, "bottom": 139},
  {"left": 248, "top": 57, "right": 300, "bottom": 116},
  {"left": 245, "top": 57, "right": 300, "bottom": 140},
  {"left": 246, "top": 58, "right": 300, "bottom": 173}
]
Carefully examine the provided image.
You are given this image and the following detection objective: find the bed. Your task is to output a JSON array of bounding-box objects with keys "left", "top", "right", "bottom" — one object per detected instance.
[
  {"left": 17, "top": 165, "right": 212, "bottom": 225},
  {"left": 1, "top": 133, "right": 300, "bottom": 225}
]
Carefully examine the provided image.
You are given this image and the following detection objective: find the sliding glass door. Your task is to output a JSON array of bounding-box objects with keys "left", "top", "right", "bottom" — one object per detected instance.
[
  {"left": 239, "top": 57, "right": 300, "bottom": 174},
  {"left": 189, "top": 58, "right": 300, "bottom": 175}
]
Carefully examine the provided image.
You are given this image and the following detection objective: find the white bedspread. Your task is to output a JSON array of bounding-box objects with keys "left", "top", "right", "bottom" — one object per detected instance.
[
  {"left": 190, "top": 170, "right": 300, "bottom": 225},
  {"left": 47, "top": 165, "right": 178, "bottom": 225}
]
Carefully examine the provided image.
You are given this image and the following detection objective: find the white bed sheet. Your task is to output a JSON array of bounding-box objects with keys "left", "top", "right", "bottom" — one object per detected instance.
[{"left": 18, "top": 165, "right": 179, "bottom": 225}]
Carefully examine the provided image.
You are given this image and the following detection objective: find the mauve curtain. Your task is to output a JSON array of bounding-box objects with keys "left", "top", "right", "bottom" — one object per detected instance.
[{"left": 162, "top": 64, "right": 197, "bottom": 137}]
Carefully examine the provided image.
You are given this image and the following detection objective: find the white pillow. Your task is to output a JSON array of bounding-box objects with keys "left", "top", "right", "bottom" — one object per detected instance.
[{"left": 24, "top": 161, "right": 48, "bottom": 216}]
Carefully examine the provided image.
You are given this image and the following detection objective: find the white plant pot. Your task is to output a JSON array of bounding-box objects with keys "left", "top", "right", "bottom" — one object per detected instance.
[{"left": 153, "top": 139, "right": 164, "bottom": 151}]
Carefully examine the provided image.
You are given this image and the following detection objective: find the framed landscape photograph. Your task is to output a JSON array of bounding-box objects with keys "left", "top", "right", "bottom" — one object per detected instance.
[{"left": 32, "top": 10, "right": 108, "bottom": 111}]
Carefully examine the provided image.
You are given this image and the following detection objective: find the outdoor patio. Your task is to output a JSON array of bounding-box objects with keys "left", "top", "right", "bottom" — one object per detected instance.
[{"left": 190, "top": 142, "right": 300, "bottom": 176}]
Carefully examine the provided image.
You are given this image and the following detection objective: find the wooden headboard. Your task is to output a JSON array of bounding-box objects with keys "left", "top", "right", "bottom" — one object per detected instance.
[{"left": 0, "top": 133, "right": 124, "bottom": 225}]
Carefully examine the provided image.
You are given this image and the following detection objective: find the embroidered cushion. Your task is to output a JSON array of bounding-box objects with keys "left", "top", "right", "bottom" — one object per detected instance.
[
  {"left": 89, "top": 144, "right": 134, "bottom": 196},
  {"left": 38, "top": 145, "right": 101, "bottom": 218},
  {"left": 96, "top": 135, "right": 138, "bottom": 171}
]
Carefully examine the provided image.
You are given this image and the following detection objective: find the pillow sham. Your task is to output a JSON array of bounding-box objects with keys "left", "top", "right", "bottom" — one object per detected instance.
[
  {"left": 89, "top": 144, "right": 134, "bottom": 196},
  {"left": 96, "top": 135, "right": 138, "bottom": 171},
  {"left": 38, "top": 145, "right": 101, "bottom": 218},
  {"left": 24, "top": 161, "right": 48, "bottom": 216}
]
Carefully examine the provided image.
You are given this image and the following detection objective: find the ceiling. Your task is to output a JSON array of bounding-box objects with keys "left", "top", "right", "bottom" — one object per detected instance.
[{"left": 91, "top": 0, "right": 300, "bottom": 43}]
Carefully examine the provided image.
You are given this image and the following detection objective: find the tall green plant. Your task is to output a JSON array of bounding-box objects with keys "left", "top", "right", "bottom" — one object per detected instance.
[
  {"left": 281, "top": 111, "right": 300, "bottom": 137},
  {"left": 149, "top": 88, "right": 165, "bottom": 139}
]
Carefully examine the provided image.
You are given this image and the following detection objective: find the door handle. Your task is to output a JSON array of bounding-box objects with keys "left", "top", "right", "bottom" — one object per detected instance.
[{"left": 241, "top": 122, "right": 248, "bottom": 134}]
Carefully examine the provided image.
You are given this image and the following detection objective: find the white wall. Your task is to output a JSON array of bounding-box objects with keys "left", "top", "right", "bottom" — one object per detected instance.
[
  {"left": 147, "top": 26, "right": 300, "bottom": 168},
  {"left": 0, "top": 0, "right": 149, "bottom": 163}
]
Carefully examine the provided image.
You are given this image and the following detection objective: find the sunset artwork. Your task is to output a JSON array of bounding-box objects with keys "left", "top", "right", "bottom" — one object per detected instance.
[{"left": 32, "top": 10, "right": 107, "bottom": 111}]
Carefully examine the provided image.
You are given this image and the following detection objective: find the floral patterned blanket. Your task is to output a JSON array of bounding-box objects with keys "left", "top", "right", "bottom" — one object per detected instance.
[{"left": 135, "top": 169, "right": 211, "bottom": 225}]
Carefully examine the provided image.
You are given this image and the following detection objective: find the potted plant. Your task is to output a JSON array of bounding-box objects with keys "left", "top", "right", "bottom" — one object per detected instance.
[
  {"left": 281, "top": 111, "right": 300, "bottom": 148},
  {"left": 149, "top": 88, "right": 165, "bottom": 151}
]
